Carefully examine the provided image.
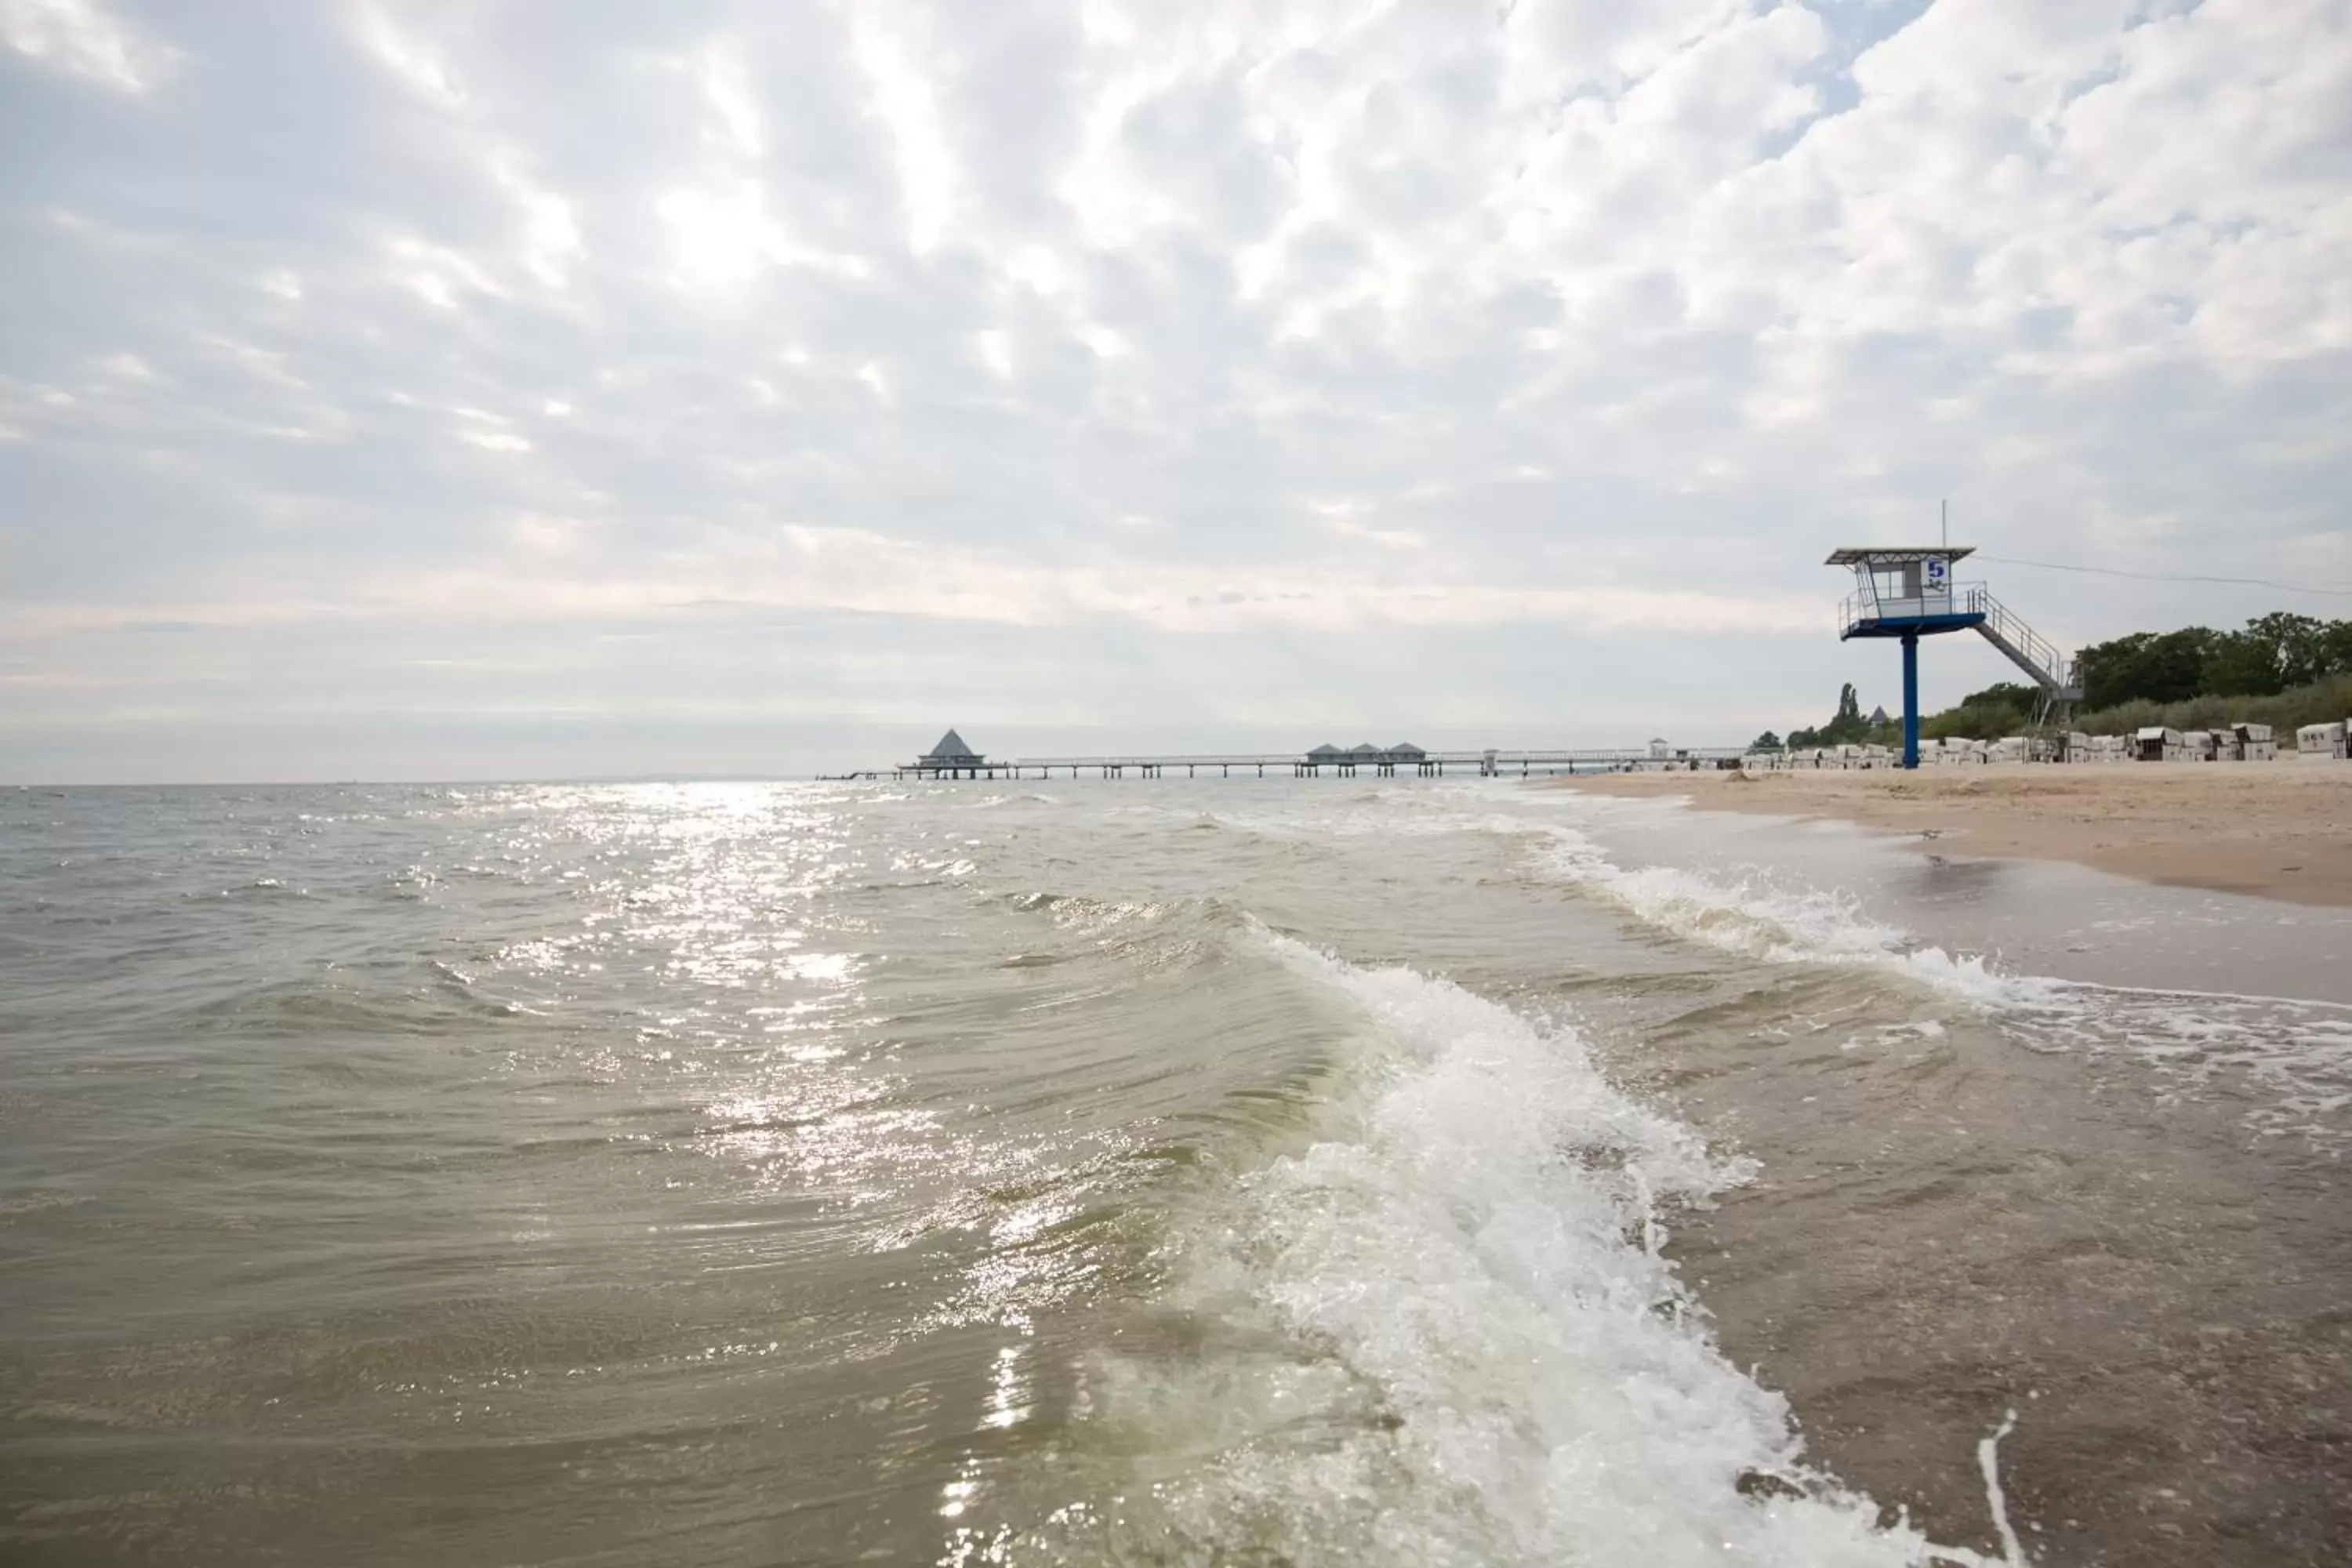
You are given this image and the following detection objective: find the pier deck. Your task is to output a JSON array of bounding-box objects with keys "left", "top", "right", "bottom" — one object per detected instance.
[{"left": 828, "top": 747, "right": 1745, "bottom": 782}]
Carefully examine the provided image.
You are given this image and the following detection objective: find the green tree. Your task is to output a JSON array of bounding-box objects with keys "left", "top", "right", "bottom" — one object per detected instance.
[
  {"left": 2247, "top": 612, "right": 2334, "bottom": 688},
  {"left": 1786, "top": 685, "right": 1873, "bottom": 750},
  {"left": 2079, "top": 627, "right": 2218, "bottom": 709},
  {"left": 2078, "top": 632, "right": 2147, "bottom": 710},
  {"left": 1751, "top": 730, "right": 1782, "bottom": 750},
  {"left": 1815, "top": 684, "right": 1866, "bottom": 745},
  {"left": 2321, "top": 619, "right": 2352, "bottom": 681},
  {"left": 2205, "top": 629, "right": 2285, "bottom": 697}
]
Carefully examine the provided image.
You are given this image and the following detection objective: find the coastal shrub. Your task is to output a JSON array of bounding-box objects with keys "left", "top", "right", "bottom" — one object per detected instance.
[{"left": 1920, "top": 682, "right": 2038, "bottom": 741}]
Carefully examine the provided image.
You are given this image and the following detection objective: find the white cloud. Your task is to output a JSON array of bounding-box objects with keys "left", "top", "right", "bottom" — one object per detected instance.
[
  {"left": 0, "top": 0, "right": 168, "bottom": 92},
  {"left": 354, "top": 5, "right": 462, "bottom": 111},
  {"left": 849, "top": 7, "right": 959, "bottom": 253},
  {"left": 501, "top": 169, "right": 584, "bottom": 292},
  {"left": 657, "top": 183, "right": 869, "bottom": 290},
  {"left": 5, "top": 0, "right": 2352, "bottom": 777},
  {"left": 695, "top": 42, "right": 765, "bottom": 158}
]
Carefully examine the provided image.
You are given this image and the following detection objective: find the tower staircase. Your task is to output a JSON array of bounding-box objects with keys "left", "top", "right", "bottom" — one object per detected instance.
[{"left": 1963, "top": 586, "right": 2082, "bottom": 727}]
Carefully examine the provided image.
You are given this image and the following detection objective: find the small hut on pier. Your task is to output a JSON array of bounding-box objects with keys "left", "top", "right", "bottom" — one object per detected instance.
[{"left": 915, "top": 729, "right": 986, "bottom": 778}]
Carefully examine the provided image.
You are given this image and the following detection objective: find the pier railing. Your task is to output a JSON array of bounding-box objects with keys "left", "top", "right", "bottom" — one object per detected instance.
[{"left": 858, "top": 746, "right": 1748, "bottom": 781}]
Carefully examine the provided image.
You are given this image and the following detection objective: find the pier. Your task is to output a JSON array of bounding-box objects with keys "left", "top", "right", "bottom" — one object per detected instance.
[{"left": 829, "top": 736, "right": 1747, "bottom": 782}]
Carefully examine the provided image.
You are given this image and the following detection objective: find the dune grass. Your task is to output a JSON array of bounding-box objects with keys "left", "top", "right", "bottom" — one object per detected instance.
[{"left": 2070, "top": 671, "right": 2352, "bottom": 740}]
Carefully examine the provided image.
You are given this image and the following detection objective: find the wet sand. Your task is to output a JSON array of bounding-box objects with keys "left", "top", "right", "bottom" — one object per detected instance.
[
  {"left": 1610, "top": 966, "right": 2352, "bottom": 1567},
  {"left": 1556, "top": 763, "right": 2352, "bottom": 907},
  {"left": 1548, "top": 798, "right": 2352, "bottom": 1564}
]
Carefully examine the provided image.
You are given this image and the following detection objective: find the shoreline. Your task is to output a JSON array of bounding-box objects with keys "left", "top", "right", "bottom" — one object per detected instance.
[{"left": 1552, "top": 761, "right": 2352, "bottom": 907}]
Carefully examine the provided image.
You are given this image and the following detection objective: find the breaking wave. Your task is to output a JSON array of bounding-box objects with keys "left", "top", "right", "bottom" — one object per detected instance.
[{"left": 1029, "top": 935, "right": 2010, "bottom": 1566}]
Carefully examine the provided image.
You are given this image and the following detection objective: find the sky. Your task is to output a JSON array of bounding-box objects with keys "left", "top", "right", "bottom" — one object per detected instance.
[{"left": 3, "top": 0, "right": 2350, "bottom": 782}]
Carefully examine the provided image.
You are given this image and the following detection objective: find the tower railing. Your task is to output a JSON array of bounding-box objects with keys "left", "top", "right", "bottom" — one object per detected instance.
[{"left": 1837, "top": 580, "right": 1989, "bottom": 637}]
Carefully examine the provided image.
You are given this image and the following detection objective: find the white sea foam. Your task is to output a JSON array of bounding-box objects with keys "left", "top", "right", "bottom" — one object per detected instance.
[
  {"left": 1059, "top": 936, "right": 2000, "bottom": 1566},
  {"left": 1977, "top": 1412, "right": 2027, "bottom": 1566},
  {"left": 2023, "top": 983, "right": 2352, "bottom": 1146},
  {"left": 1537, "top": 817, "right": 2352, "bottom": 1146},
  {"left": 1203, "top": 790, "right": 2352, "bottom": 1145},
  {"left": 1537, "top": 822, "right": 2040, "bottom": 1008}
]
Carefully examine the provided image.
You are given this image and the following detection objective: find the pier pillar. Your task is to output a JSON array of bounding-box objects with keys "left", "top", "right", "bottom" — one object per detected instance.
[{"left": 1901, "top": 630, "right": 1920, "bottom": 770}]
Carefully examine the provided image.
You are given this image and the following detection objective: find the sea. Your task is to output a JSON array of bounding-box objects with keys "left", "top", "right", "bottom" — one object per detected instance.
[{"left": 5, "top": 779, "right": 2351, "bottom": 1566}]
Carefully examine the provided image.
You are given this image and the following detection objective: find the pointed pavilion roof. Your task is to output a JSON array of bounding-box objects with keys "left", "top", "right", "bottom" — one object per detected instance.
[{"left": 923, "top": 728, "right": 982, "bottom": 762}]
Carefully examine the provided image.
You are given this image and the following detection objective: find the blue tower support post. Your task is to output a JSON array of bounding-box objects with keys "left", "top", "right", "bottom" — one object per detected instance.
[{"left": 1901, "top": 632, "right": 1920, "bottom": 770}]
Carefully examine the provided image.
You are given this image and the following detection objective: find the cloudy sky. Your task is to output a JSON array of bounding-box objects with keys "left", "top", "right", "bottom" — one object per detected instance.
[{"left": 4, "top": 0, "right": 2350, "bottom": 782}]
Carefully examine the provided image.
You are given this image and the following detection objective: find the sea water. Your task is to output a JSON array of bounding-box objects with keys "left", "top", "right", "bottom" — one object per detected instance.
[{"left": 4, "top": 782, "right": 2348, "bottom": 1565}]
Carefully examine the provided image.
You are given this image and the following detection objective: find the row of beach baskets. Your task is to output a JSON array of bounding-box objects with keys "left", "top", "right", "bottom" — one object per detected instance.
[
  {"left": 2075, "top": 725, "right": 2278, "bottom": 763},
  {"left": 1744, "top": 721, "right": 2352, "bottom": 767}
]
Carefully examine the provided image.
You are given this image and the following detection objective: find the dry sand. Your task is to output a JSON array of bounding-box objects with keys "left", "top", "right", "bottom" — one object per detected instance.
[{"left": 1556, "top": 760, "right": 2352, "bottom": 906}]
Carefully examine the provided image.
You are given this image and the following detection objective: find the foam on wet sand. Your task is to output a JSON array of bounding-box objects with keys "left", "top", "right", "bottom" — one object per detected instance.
[{"left": 1556, "top": 763, "right": 2352, "bottom": 906}]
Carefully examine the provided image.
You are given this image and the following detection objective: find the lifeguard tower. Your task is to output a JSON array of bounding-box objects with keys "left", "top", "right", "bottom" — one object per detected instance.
[{"left": 1828, "top": 547, "right": 2082, "bottom": 768}]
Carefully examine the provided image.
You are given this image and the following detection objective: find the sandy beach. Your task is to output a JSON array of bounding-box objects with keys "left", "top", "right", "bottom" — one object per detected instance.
[{"left": 1556, "top": 760, "right": 2352, "bottom": 906}]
